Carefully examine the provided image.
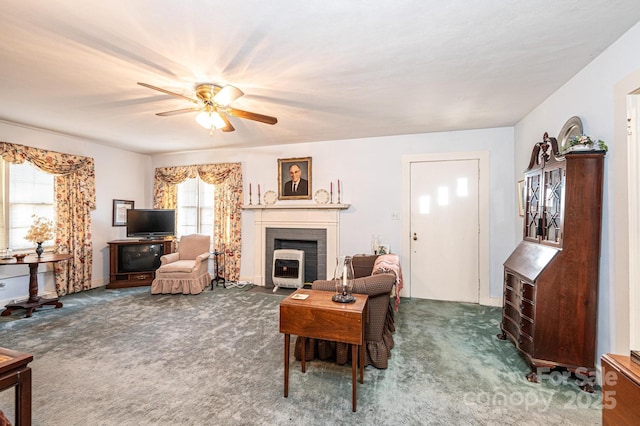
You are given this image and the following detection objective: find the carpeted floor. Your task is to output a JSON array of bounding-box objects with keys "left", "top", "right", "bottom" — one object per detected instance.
[{"left": 0, "top": 286, "right": 601, "bottom": 425}]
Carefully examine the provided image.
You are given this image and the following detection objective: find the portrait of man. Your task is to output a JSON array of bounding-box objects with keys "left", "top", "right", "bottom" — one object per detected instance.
[{"left": 278, "top": 157, "right": 312, "bottom": 200}]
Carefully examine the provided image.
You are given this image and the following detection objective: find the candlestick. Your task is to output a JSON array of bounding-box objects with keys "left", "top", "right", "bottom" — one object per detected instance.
[
  {"left": 329, "top": 181, "right": 333, "bottom": 204},
  {"left": 337, "top": 179, "right": 341, "bottom": 204},
  {"left": 249, "top": 183, "right": 253, "bottom": 205},
  {"left": 258, "top": 184, "right": 261, "bottom": 205}
]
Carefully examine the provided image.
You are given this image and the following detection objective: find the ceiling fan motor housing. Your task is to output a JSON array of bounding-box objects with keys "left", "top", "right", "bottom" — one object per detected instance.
[{"left": 195, "top": 84, "right": 221, "bottom": 103}]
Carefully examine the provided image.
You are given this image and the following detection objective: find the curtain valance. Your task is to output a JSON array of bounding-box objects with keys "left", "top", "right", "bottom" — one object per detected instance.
[{"left": 0, "top": 142, "right": 96, "bottom": 209}]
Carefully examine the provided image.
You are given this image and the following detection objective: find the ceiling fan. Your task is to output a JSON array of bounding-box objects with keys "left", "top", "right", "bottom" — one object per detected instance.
[{"left": 137, "top": 82, "right": 277, "bottom": 133}]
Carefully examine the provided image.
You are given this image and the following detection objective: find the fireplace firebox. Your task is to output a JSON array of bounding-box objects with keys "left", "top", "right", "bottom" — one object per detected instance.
[{"left": 265, "top": 228, "right": 326, "bottom": 288}]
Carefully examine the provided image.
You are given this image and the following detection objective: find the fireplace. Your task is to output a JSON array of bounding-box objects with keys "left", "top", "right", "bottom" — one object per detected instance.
[{"left": 248, "top": 206, "right": 346, "bottom": 287}]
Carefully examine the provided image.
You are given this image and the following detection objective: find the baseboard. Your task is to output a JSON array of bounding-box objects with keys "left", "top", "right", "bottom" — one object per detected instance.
[
  {"left": 91, "top": 277, "right": 108, "bottom": 288},
  {"left": 0, "top": 295, "right": 16, "bottom": 308},
  {"left": 239, "top": 276, "right": 258, "bottom": 286},
  {"left": 480, "top": 295, "right": 502, "bottom": 307}
]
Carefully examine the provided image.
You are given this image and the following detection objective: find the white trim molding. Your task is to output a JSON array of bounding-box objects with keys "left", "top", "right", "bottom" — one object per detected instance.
[{"left": 401, "top": 151, "right": 490, "bottom": 305}]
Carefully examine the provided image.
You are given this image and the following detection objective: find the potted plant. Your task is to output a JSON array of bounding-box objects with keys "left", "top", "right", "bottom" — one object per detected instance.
[
  {"left": 25, "top": 215, "right": 54, "bottom": 257},
  {"left": 564, "top": 134, "right": 608, "bottom": 153}
]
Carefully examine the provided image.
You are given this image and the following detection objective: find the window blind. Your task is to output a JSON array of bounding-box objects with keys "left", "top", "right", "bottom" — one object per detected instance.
[
  {"left": 7, "top": 161, "right": 55, "bottom": 250},
  {"left": 176, "top": 177, "right": 214, "bottom": 248}
]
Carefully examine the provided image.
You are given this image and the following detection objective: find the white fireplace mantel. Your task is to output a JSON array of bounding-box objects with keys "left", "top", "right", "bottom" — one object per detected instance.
[
  {"left": 247, "top": 206, "right": 349, "bottom": 286},
  {"left": 244, "top": 204, "right": 350, "bottom": 210}
]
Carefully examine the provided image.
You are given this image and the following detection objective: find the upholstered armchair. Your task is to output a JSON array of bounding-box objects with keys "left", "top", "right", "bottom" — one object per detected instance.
[
  {"left": 294, "top": 255, "right": 397, "bottom": 369},
  {"left": 151, "top": 234, "right": 211, "bottom": 295}
]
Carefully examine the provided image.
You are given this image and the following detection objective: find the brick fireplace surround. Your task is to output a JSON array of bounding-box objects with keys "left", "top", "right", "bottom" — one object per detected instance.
[{"left": 246, "top": 205, "right": 349, "bottom": 287}]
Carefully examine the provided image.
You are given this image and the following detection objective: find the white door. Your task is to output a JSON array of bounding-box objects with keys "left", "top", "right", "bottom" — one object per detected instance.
[{"left": 410, "top": 159, "right": 479, "bottom": 302}]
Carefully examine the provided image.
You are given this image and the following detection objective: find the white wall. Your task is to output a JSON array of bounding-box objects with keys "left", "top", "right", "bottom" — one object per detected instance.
[
  {"left": 514, "top": 21, "right": 640, "bottom": 358},
  {"left": 152, "top": 126, "right": 515, "bottom": 301},
  {"left": 0, "top": 114, "right": 515, "bottom": 307},
  {"left": 0, "top": 122, "right": 152, "bottom": 306}
]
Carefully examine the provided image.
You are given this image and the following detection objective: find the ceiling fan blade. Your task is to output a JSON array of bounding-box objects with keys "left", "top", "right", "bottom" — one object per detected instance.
[
  {"left": 219, "top": 114, "right": 235, "bottom": 132},
  {"left": 214, "top": 85, "right": 244, "bottom": 106},
  {"left": 224, "top": 107, "right": 278, "bottom": 125},
  {"left": 156, "top": 107, "right": 201, "bottom": 116},
  {"left": 137, "top": 82, "right": 199, "bottom": 104}
]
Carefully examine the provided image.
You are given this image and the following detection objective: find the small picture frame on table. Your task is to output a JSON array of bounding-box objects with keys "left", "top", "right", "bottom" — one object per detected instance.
[
  {"left": 113, "top": 199, "right": 134, "bottom": 226},
  {"left": 377, "top": 244, "right": 390, "bottom": 255}
]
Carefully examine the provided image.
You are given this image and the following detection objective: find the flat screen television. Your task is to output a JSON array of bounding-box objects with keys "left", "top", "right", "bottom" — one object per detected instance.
[{"left": 126, "top": 209, "right": 176, "bottom": 239}]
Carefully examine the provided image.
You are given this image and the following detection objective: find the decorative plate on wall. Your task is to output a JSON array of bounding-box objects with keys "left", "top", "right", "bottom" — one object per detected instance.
[
  {"left": 558, "top": 116, "right": 583, "bottom": 153},
  {"left": 314, "top": 189, "right": 330, "bottom": 204},
  {"left": 263, "top": 190, "right": 277, "bottom": 205}
]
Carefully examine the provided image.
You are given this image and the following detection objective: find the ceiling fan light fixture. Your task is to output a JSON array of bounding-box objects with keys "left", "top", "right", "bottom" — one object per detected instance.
[
  {"left": 214, "top": 85, "right": 244, "bottom": 106},
  {"left": 195, "top": 110, "right": 226, "bottom": 130},
  {"left": 139, "top": 81, "right": 276, "bottom": 131}
]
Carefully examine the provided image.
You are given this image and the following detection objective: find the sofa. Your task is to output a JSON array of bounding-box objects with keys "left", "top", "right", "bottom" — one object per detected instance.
[{"left": 294, "top": 254, "right": 400, "bottom": 369}]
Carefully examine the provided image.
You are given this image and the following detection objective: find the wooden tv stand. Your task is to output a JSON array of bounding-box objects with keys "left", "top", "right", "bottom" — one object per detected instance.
[{"left": 106, "top": 239, "right": 173, "bottom": 289}]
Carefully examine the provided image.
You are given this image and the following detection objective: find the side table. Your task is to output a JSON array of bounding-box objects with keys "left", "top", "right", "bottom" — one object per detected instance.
[
  {"left": 0, "top": 253, "right": 72, "bottom": 318},
  {"left": 210, "top": 251, "right": 225, "bottom": 289},
  {"left": 280, "top": 289, "right": 368, "bottom": 412},
  {"left": 0, "top": 347, "right": 33, "bottom": 426}
]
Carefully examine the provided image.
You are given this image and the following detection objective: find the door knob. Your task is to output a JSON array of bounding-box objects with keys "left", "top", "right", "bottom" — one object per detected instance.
[{"left": 413, "top": 233, "right": 418, "bottom": 241}]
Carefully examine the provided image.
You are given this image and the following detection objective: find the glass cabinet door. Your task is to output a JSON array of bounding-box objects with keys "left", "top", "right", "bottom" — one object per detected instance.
[
  {"left": 524, "top": 172, "right": 542, "bottom": 241},
  {"left": 541, "top": 165, "right": 564, "bottom": 246}
]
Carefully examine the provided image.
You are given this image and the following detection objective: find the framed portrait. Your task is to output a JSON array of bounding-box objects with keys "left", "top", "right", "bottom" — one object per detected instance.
[
  {"left": 113, "top": 199, "right": 134, "bottom": 226},
  {"left": 517, "top": 180, "right": 525, "bottom": 217},
  {"left": 278, "top": 157, "right": 312, "bottom": 200}
]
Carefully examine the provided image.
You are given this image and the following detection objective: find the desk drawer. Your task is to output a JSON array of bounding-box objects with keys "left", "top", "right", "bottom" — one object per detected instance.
[
  {"left": 504, "top": 302, "right": 520, "bottom": 323},
  {"left": 522, "top": 282, "right": 535, "bottom": 302},
  {"left": 520, "top": 300, "right": 534, "bottom": 321}
]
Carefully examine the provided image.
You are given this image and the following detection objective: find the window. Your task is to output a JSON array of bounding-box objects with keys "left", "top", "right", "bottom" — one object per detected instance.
[
  {"left": 176, "top": 176, "right": 214, "bottom": 244},
  {"left": 1, "top": 161, "right": 55, "bottom": 250}
]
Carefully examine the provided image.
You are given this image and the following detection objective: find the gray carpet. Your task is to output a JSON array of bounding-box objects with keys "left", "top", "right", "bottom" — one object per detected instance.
[{"left": 0, "top": 286, "right": 601, "bottom": 425}]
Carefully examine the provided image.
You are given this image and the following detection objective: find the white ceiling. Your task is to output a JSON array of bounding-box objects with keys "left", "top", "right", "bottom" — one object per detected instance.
[{"left": 2, "top": 1, "right": 640, "bottom": 155}]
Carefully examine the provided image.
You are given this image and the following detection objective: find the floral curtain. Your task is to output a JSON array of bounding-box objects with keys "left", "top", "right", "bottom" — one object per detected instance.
[
  {"left": 154, "top": 163, "right": 243, "bottom": 282},
  {"left": 0, "top": 142, "right": 96, "bottom": 296}
]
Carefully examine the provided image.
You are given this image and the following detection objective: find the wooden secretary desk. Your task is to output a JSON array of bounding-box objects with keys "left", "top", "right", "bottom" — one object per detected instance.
[{"left": 498, "top": 133, "right": 605, "bottom": 390}]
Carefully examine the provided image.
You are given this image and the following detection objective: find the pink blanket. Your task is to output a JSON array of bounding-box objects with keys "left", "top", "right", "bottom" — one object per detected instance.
[{"left": 373, "top": 254, "right": 403, "bottom": 311}]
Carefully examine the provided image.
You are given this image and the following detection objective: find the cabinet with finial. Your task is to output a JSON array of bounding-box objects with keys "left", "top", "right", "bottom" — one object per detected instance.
[{"left": 498, "top": 132, "right": 605, "bottom": 391}]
